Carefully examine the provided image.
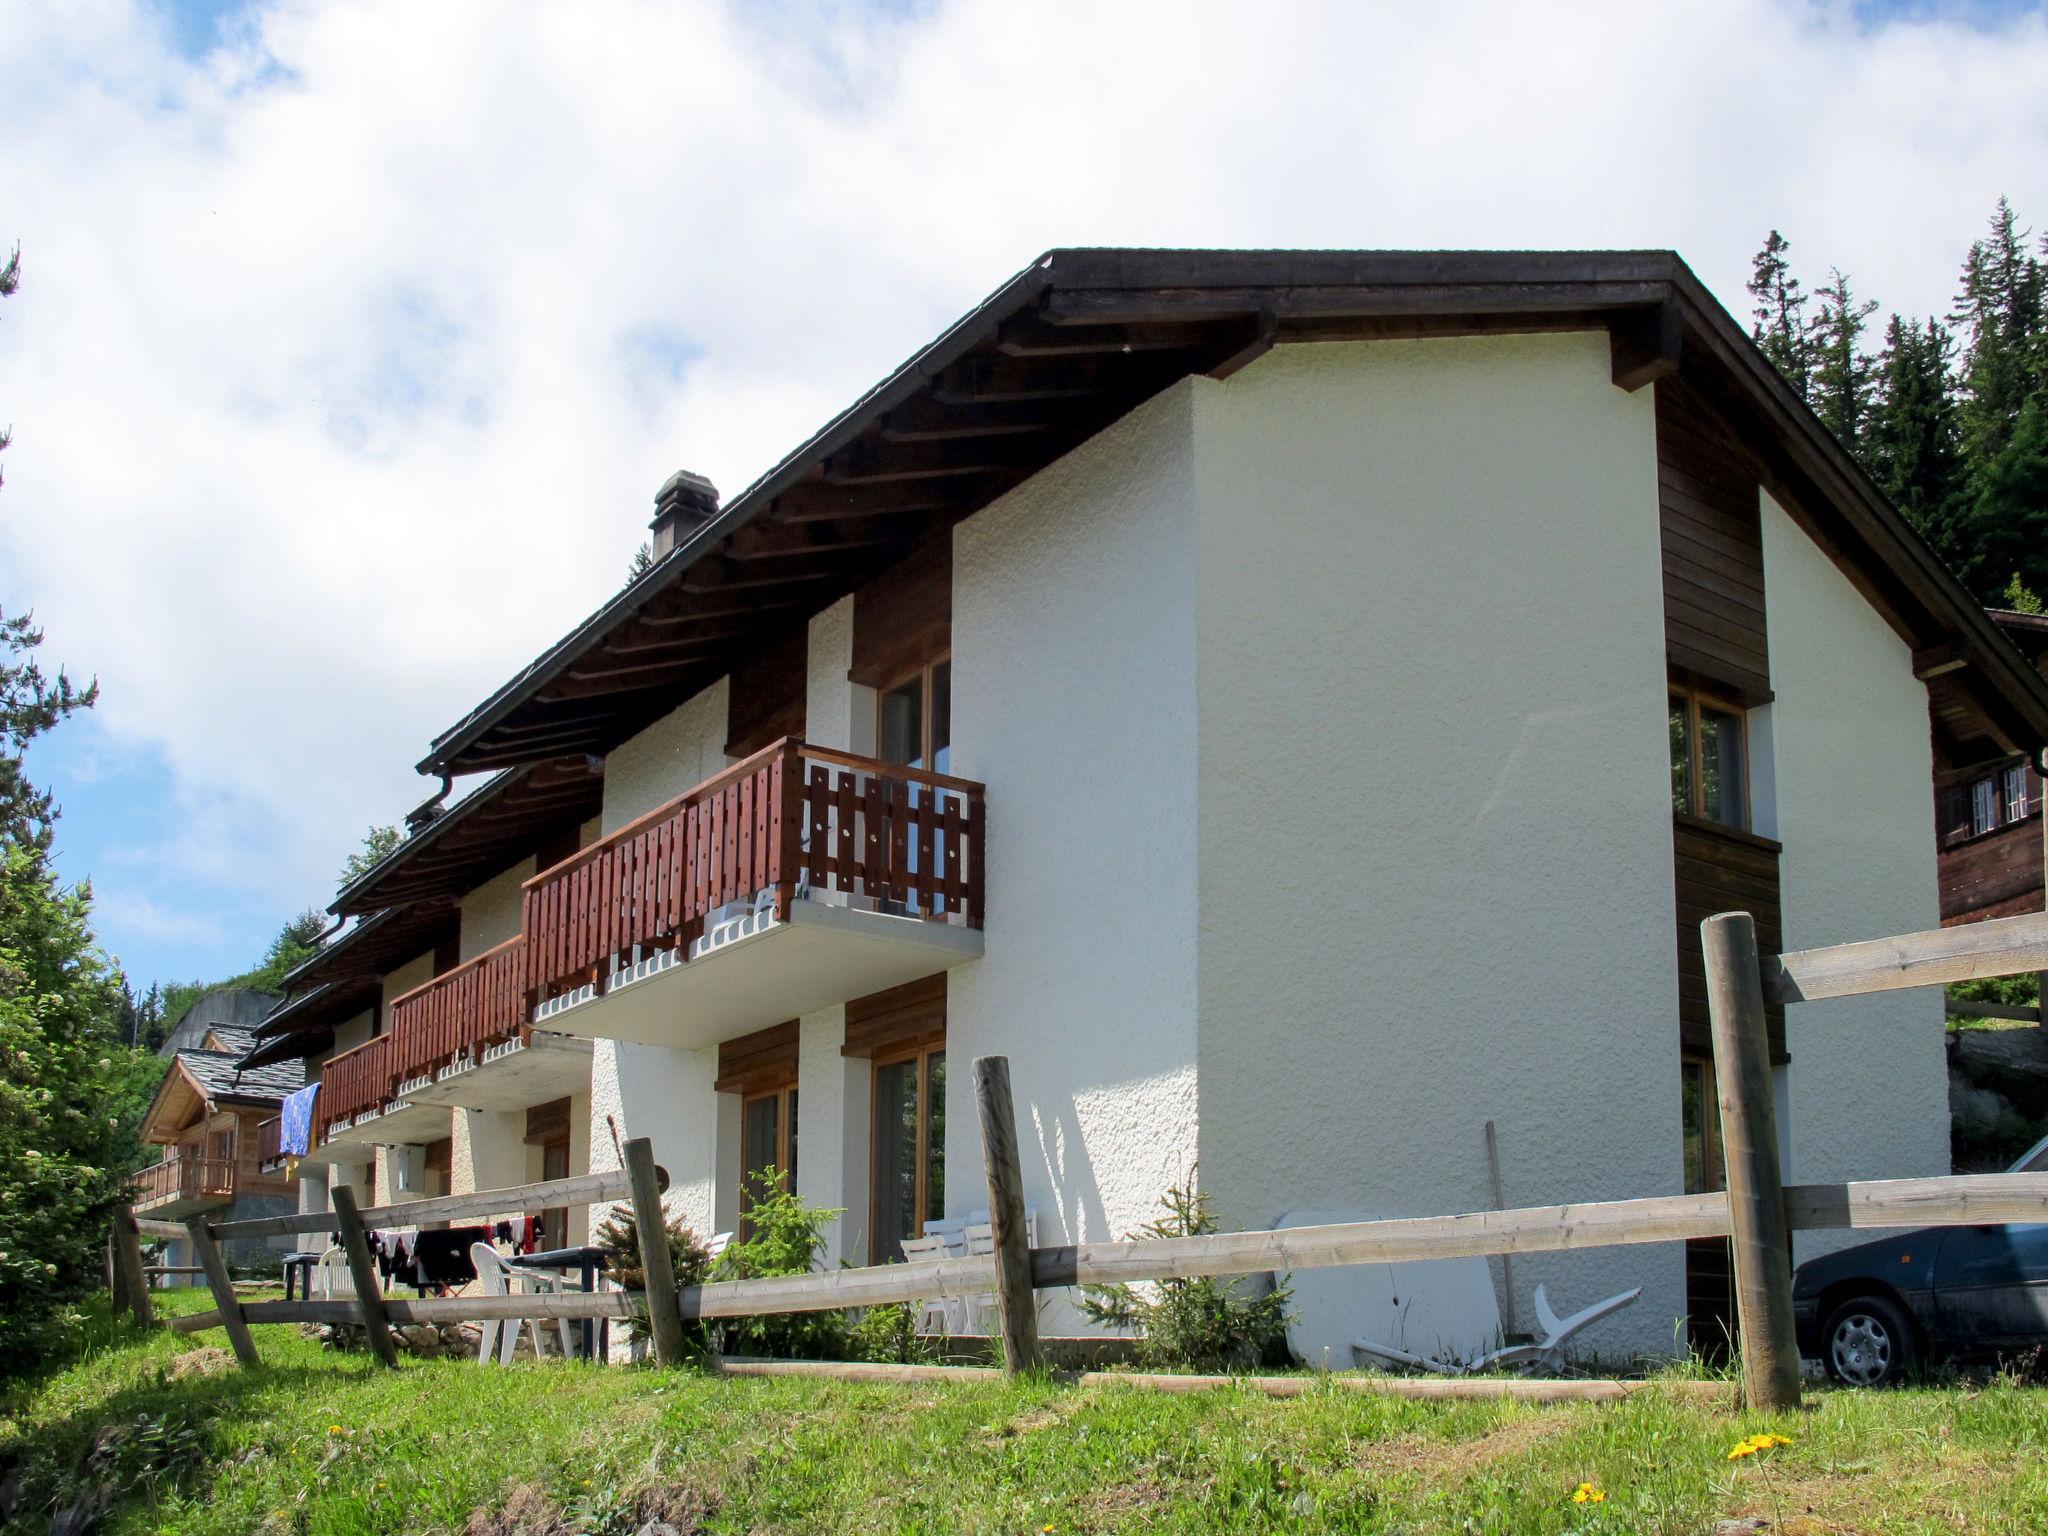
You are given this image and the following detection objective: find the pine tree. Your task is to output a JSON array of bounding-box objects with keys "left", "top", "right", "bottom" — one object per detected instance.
[
  {"left": 1748, "top": 230, "right": 1815, "bottom": 399},
  {"left": 1811, "top": 268, "right": 1880, "bottom": 449},
  {"left": 1952, "top": 197, "right": 2045, "bottom": 477},
  {"left": 1867, "top": 314, "right": 1966, "bottom": 565},
  {"left": 1959, "top": 394, "right": 2048, "bottom": 604}
]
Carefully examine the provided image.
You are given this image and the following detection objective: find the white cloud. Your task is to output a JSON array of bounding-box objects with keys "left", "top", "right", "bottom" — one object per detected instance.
[{"left": 1, "top": 0, "right": 2045, "bottom": 961}]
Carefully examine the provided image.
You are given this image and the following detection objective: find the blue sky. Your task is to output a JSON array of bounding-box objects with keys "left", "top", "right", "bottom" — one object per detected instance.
[{"left": 5, "top": 0, "right": 2046, "bottom": 999}]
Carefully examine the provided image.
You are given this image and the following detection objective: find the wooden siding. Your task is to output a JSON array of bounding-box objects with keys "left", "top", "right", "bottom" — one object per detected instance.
[
  {"left": 1673, "top": 815, "right": 1785, "bottom": 1060},
  {"left": 715, "top": 1020, "right": 801, "bottom": 1095},
  {"left": 850, "top": 536, "right": 951, "bottom": 688},
  {"left": 1939, "top": 814, "right": 2045, "bottom": 924},
  {"left": 842, "top": 973, "right": 946, "bottom": 1059},
  {"left": 1655, "top": 378, "right": 1771, "bottom": 703},
  {"left": 726, "top": 625, "right": 808, "bottom": 759},
  {"left": 385, "top": 937, "right": 528, "bottom": 1089}
]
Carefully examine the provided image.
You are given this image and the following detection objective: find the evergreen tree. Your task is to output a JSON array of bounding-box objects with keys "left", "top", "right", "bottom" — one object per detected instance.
[
  {"left": 0, "top": 610, "right": 97, "bottom": 853},
  {"left": 1958, "top": 394, "right": 2048, "bottom": 604},
  {"left": 1748, "top": 230, "right": 1815, "bottom": 399},
  {"left": 1952, "top": 197, "right": 2045, "bottom": 477},
  {"left": 0, "top": 242, "right": 16, "bottom": 488},
  {"left": 1810, "top": 268, "right": 1880, "bottom": 450},
  {"left": 626, "top": 540, "right": 655, "bottom": 586},
  {"left": 1867, "top": 314, "right": 1967, "bottom": 565}
]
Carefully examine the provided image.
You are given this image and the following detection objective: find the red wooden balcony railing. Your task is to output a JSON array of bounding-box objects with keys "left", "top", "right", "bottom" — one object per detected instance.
[
  {"left": 320, "top": 1034, "right": 394, "bottom": 1133},
  {"left": 131, "top": 1155, "right": 236, "bottom": 1210},
  {"left": 522, "top": 738, "right": 986, "bottom": 1004},
  {"left": 256, "top": 1115, "right": 284, "bottom": 1168},
  {"left": 387, "top": 936, "right": 528, "bottom": 1089}
]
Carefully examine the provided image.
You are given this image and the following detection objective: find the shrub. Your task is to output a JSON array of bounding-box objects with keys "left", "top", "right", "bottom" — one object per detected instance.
[
  {"left": 1080, "top": 1168, "right": 1293, "bottom": 1372},
  {"left": 845, "top": 1300, "right": 940, "bottom": 1365},
  {"left": 590, "top": 1203, "right": 714, "bottom": 1358},
  {"left": 712, "top": 1170, "right": 847, "bottom": 1359}
]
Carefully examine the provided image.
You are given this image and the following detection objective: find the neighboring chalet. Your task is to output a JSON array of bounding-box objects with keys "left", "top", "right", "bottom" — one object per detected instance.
[
  {"left": 133, "top": 1025, "right": 302, "bottom": 1269},
  {"left": 239, "top": 250, "right": 2048, "bottom": 1360},
  {"left": 1938, "top": 608, "right": 2048, "bottom": 931}
]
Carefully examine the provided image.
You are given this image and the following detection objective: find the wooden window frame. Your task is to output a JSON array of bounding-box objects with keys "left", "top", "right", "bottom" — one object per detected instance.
[
  {"left": 1670, "top": 685, "right": 1750, "bottom": 831},
  {"left": 874, "top": 654, "right": 951, "bottom": 773},
  {"left": 2003, "top": 763, "right": 2031, "bottom": 824},
  {"left": 739, "top": 1083, "right": 798, "bottom": 1235},
  {"left": 1973, "top": 776, "right": 2000, "bottom": 837},
  {"left": 868, "top": 1039, "right": 944, "bottom": 1264},
  {"left": 1681, "top": 1054, "right": 1725, "bottom": 1196}
]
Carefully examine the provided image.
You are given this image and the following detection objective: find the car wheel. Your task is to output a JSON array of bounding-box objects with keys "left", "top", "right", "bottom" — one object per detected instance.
[{"left": 1821, "top": 1294, "right": 1918, "bottom": 1387}]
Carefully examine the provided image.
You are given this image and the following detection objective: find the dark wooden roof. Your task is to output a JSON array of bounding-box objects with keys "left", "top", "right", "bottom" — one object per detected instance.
[
  {"left": 238, "top": 903, "right": 457, "bottom": 1067},
  {"left": 331, "top": 755, "right": 602, "bottom": 917},
  {"left": 419, "top": 248, "right": 2048, "bottom": 775}
]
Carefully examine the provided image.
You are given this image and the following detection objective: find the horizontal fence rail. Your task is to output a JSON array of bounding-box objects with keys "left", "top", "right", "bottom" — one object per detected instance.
[
  {"left": 1767, "top": 908, "right": 2048, "bottom": 1005},
  {"left": 387, "top": 936, "right": 528, "bottom": 1089},
  {"left": 208, "top": 1166, "right": 642, "bottom": 1242}
]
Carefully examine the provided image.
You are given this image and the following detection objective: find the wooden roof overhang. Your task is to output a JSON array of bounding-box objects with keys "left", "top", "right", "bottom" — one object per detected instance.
[
  {"left": 138, "top": 1056, "right": 214, "bottom": 1145},
  {"left": 239, "top": 903, "right": 458, "bottom": 1068},
  {"left": 418, "top": 248, "right": 2048, "bottom": 777},
  {"left": 330, "top": 755, "right": 603, "bottom": 918}
]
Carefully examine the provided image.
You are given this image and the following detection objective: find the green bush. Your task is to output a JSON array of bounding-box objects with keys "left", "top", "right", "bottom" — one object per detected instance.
[
  {"left": 590, "top": 1202, "right": 714, "bottom": 1358},
  {"left": 1080, "top": 1168, "right": 1293, "bottom": 1373},
  {"left": 712, "top": 1170, "right": 847, "bottom": 1360},
  {"left": 845, "top": 1300, "right": 941, "bottom": 1365}
]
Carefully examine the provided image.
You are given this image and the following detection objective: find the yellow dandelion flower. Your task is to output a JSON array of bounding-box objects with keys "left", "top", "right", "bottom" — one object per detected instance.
[
  {"left": 327, "top": 1425, "right": 343, "bottom": 1436},
  {"left": 1727, "top": 1441, "right": 1757, "bottom": 1460},
  {"left": 1571, "top": 1482, "right": 1606, "bottom": 1504}
]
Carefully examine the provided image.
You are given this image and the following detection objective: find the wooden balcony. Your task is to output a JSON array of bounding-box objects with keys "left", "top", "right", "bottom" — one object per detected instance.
[
  {"left": 387, "top": 936, "right": 591, "bottom": 1112},
  {"left": 256, "top": 1115, "right": 285, "bottom": 1172},
  {"left": 522, "top": 738, "right": 986, "bottom": 1050},
  {"left": 131, "top": 1155, "right": 236, "bottom": 1217},
  {"left": 316, "top": 1033, "right": 450, "bottom": 1154}
]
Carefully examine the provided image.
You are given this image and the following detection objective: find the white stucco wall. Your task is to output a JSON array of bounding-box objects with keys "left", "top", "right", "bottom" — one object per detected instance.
[
  {"left": 807, "top": 596, "right": 856, "bottom": 753},
  {"left": 796, "top": 1005, "right": 868, "bottom": 1265},
  {"left": 460, "top": 857, "right": 536, "bottom": 960},
  {"left": 1757, "top": 492, "right": 1948, "bottom": 1258},
  {"left": 588, "top": 678, "right": 737, "bottom": 1244},
  {"left": 1188, "top": 332, "right": 1685, "bottom": 1358},
  {"left": 949, "top": 384, "right": 1204, "bottom": 1332}
]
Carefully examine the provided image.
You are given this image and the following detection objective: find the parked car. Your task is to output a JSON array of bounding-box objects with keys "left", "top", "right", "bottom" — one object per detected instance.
[{"left": 1792, "top": 1133, "right": 2048, "bottom": 1385}]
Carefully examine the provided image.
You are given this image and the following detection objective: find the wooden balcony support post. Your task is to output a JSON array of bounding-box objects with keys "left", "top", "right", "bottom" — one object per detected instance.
[{"left": 1703, "top": 911, "right": 1801, "bottom": 1413}]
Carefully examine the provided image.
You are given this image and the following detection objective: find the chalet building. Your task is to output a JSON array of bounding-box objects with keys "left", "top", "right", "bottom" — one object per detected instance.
[
  {"left": 239, "top": 250, "right": 2048, "bottom": 1359},
  {"left": 1937, "top": 608, "right": 2048, "bottom": 929},
  {"left": 133, "top": 1025, "right": 302, "bottom": 1269}
]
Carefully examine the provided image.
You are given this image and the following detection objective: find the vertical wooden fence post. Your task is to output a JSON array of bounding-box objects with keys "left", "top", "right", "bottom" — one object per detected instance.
[
  {"left": 184, "top": 1217, "right": 259, "bottom": 1367},
  {"left": 329, "top": 1184, "right": 400, "bottom": 1369},
  {"left": 972, "top": 1055, "right": 1040, "bottom": 1376},
  {"left": 623, "top": 1136, "right": 687, "bottom": 1367},
  {"left": 108, "top": 1204, "right": 154, "bottom": 1327},
  {"left": 1702, "top": 911, "right": 1802, "bottom": 1412}
]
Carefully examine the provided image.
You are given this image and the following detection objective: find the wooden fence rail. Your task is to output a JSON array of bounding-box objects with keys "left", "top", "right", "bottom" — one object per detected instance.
[{"left": 156, "top": 906, "right": 2048, "bottom": 1405}]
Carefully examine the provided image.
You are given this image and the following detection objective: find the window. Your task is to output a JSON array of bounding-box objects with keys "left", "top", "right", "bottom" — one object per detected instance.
[
  {"left": 740, "top": 1084, "right": 798, "bottom": 1238},
  {"left": 1681, "top": 1057, "right": 1725, "bottom": 1196},
  {"left": 1973, "top": 777, "right": 1999, "bottom": 836},
  {"left": 1669, "top": 689, "right": 1747, "bottom": 829},
  {"left": 2005, "top": 764, "right": 2032, "bottom": 823},
  {"left": 871, "top": 1043, "right": 945, "bottom": 1264},
  {"left": 878, "top": 658, "right": 953, "bottom": 914}
]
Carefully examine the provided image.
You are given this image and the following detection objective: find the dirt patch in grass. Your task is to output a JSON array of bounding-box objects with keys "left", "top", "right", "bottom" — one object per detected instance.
[
  {"left": 168, "top": 1347, "right": 233, "bottom": 1381},
  {"left": 468, "top": 1476, "right": 724, "bottom": 1536},
  {"left": 1365, "top": 1409, "right": 1574, "bottom": 1481}
]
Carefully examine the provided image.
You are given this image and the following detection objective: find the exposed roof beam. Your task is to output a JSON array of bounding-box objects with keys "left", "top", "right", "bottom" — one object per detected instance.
[{"left": 1609, "top": 301, "right": 1683, "bottom": 392}]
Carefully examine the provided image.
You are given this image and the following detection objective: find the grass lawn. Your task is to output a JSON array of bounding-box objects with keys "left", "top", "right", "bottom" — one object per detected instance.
[{"left": 6, "top": 1290, "right": 2048, "bottom": 1534}]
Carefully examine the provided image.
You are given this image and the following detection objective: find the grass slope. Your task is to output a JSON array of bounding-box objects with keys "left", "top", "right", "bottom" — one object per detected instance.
[{"left": 6, "top": 1289, "right": 2048, "bottom": 1534}]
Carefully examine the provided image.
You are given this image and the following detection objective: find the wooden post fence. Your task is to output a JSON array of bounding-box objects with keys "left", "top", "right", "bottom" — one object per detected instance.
[
  {"left": 973, "top": 1055, "right": 1041, "bottom": 1375},
  {"left": 1703, "top": 911, "right": 1801, "bottom": 1412},
  {"left": 109, "top": 1203, "right": 153, "bottom": 1329},
  {"left": 330, "top": 1183, "right": 400, "bottom": 1369},
  {"left": 184, "top": 1214, "right": 258, "bottom": 1367},
  {"left": 623, "top": 1135, "right": 688, "bottom": 1367}
]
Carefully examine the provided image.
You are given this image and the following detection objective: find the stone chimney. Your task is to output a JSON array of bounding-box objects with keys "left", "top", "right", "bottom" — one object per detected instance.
[{"left": 649, "top": 469, "right": 720, "bottom": 560}]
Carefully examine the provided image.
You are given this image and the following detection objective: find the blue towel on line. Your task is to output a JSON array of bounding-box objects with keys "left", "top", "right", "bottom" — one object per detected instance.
[{"left": 280, "top": 1081, "right": 320, "bottom": 1156}]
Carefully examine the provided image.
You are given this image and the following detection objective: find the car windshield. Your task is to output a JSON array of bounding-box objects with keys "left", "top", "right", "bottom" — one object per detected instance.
[{"left": 2010, "top": 1133, "right": 2048, "bottom": 1174}]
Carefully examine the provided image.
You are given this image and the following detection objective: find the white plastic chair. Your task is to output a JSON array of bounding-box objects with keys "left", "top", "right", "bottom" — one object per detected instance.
[
  {"left": 960, "top": 1214, "right": 1037, "bottom": 1335},
  {"left": 1350, "top": 1265, "right": 1641, "bottom": 1376},
  {"left": 898, "top": 1234, "right": 958, "bottom": 1336},
  {"left": 704, "top": 1231, "right": 734, "bottom": 1263},
  {"left": 470, "top": 1242, "right": 573, "bottom": 1364},
  {"left": 310, "top": 1246, "right": 352, "bottom": 1300}
]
